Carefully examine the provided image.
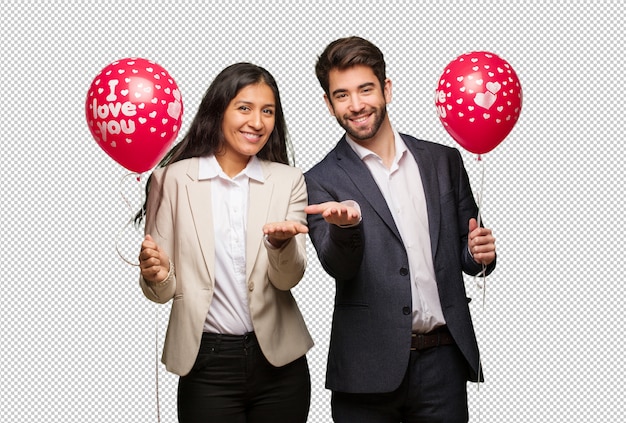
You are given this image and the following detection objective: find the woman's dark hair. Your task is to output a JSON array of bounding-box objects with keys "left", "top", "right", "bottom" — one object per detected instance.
[{"left": 135, "top": 63, "right": 291, "bottom": 225}]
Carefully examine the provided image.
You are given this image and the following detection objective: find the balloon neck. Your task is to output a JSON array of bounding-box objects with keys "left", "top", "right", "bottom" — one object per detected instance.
[{"left": 476, "top": 154, "right": 482, "bottom": 161}]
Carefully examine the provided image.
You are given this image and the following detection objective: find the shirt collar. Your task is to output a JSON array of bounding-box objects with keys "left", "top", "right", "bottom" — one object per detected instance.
[
  {"left": 345, "top": 128, "right": 408, "bottom": 163},
  {"left": 198, "top": 155, "right": 265, "bottom": 182}
]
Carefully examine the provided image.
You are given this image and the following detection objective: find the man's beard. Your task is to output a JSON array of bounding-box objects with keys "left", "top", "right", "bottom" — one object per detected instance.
[{"left": 336, "top": 104, "right": 387, "bottom": 142}]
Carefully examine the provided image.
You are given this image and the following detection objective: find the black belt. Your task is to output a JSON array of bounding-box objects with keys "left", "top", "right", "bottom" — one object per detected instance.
[
  {"left": 200, "top": 332, "right": 257, "bottom": 351},
  {"left": 411, "top": 326, "right": 455, "bottom": 351}
]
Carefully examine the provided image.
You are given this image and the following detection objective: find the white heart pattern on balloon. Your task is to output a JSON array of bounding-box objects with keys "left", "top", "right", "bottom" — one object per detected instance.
[{"left": 435, "top": 51, "right": 522, "bottom": 155}]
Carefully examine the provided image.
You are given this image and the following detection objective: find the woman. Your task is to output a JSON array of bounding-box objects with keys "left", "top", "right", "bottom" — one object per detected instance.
[{"left": 138, "top": 63, "right": 313, "bottom": 422}]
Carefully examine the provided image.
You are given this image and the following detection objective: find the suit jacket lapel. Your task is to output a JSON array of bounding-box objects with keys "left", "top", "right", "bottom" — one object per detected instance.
[
  {"left": 185, "top": 158, "right": 215, "bottom": 288},
  {"left": 246, "top": 162, "right": 273, "bottom": 281},
  {"left": 403, "top": 135, "right": 441, "bottom": 258},
  {"left": 335, "top": 138, "right": 403, "bottom": 242}
]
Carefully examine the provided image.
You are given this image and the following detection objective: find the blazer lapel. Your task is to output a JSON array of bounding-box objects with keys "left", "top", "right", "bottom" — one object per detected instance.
[
  {"left": 185, "top": 158, "right": 215, "bottom": 288},
  {"left": 335, "top": 138, "right": 403, "bottom": 242},
  {"left": 403, "top": 135, "right": 441, "bottom": 258},
  {"left": 246, "top": 163, "right": 273, "bottom": 281}
]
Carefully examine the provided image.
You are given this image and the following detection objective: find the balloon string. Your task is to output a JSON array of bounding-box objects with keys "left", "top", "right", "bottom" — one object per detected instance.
[
  {"left": 475, "top": 156, "right": 487, "bottom": 304},
  {"left": 115, "top": 218, "right": 141, "bottom": 266},
  {"left": 114, "top": 172, "right": 160, "bottom": 421},
  {"left": 474, "top": 154, "right": 487, "bottom": 423},
  {"left": 156, "top": 307, "right": 161, "bottom": 423},
  {"left": 115, "top": 172, "right": 145, "bottom": 266}
]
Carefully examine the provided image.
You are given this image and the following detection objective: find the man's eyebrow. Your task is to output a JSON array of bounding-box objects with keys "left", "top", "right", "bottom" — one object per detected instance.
[{"left": 331, "top": 82, "right": 376, "bottom": 97}]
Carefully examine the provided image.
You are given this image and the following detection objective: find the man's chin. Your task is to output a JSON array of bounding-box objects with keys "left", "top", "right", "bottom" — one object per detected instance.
[{"left": 347, "top": 129, "right": 375, "bottom": 142}]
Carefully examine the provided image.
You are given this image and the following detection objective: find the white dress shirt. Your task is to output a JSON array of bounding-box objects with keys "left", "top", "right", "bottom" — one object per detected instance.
[
  {"left": 345, "top": 130, "right": 446, "bottom": 332},
  {"left": 197, "top": 155, "right": 264, "bottom": 335}
]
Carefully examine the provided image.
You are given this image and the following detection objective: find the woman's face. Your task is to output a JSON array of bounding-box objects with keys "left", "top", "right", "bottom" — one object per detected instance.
[{"left": 218, "top": 82, "right": 276, "bottom": 174}]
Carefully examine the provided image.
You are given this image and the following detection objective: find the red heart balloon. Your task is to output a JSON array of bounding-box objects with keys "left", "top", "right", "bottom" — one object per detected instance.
[
  {"left": 85, "top": 58, "right": 183, "bottom": 173},
  {"left": 435, "top": 51, "right": 522, "bottom": 155}
]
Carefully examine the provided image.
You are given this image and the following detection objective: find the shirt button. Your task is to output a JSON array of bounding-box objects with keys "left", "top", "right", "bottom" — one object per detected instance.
[
  {"left": 399, "top": 267, "right": 409, "bottom": 276},
  {"left": 402, "top": 306, "right": 411, "bottom": 315}
]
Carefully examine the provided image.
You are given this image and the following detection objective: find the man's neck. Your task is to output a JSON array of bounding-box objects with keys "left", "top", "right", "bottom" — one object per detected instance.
[{"left": 353, "top": 118, "right": 395, "bottom": 168}]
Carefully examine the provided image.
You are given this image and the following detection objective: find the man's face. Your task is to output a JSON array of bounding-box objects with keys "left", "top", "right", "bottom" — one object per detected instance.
[{"left": 324, "top": 65, "right": 391, "bottom": 144}]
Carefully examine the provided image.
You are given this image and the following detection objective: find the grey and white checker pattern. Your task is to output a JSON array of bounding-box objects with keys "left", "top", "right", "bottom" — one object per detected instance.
[{"left": 1, "top": 1, "right": 624, "bottom": 421}]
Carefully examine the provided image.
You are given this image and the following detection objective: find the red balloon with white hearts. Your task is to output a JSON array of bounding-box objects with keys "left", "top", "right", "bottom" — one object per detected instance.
[
  {"left": 85, "top": 58, "right": 183, "bottom": 173},
  {"left": 435, "top": 51, "right": 522, "bottom": 155}
]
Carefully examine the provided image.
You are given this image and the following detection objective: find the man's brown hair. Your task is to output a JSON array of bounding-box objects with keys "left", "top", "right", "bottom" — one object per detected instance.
[{"left": 315, "top": 36, "right": 387, "bottom": 97}]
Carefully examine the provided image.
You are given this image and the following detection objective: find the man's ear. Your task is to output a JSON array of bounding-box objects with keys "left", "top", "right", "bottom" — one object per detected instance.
[
  {"left": 384, "top": 78, "right": 393, "bottom": 104},
  {"left": 323, "top": 94, "right": 336, "bottom": 116}
]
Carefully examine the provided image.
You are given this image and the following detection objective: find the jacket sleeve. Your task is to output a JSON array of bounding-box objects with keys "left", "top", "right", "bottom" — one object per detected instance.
[
  {"left": 304, "top": 171, "right": 365, "bottom": 280},
  {"left": 265, "top": 168, "right": 308, "bottom": 290},
  {"left": 139, "top": 169, "right": 178, "bottom": 303}
]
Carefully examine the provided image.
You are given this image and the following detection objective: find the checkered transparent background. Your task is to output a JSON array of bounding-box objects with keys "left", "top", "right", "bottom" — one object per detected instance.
[{"left": 1, "top": 1, "right": 624, "bottom": 421}]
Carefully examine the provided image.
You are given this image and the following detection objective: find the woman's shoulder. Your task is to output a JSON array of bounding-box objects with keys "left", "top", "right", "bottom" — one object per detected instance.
[
  {"left": 152, "top": 157, "right": 197, "bottom": 179},
  {"left": 260, "top": 160, "right": 304, "bottom": 179}
]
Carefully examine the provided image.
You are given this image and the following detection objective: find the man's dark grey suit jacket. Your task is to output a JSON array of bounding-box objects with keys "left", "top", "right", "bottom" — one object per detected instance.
[{"left": 305, "top": 133, "right": 496, "bottom": 393}]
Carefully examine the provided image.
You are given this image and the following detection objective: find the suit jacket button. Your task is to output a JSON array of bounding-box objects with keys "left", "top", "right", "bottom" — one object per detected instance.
[
  {"left": 399, "top": 267, "right": 409, "bottom": 276},
  {"left": 248, "top": 282, "right": 254, "bottom": 291},
  {"left": 402, "top": 306, "right": 411, "bottom": 315}
]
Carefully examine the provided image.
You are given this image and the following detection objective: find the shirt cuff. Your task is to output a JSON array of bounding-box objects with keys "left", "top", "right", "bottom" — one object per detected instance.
[
  {"left": 264, "top": 234, "right": 284, "bottom": 250},
  {"left": 151, "top": 259, "right": 175, "bottom": 287}
]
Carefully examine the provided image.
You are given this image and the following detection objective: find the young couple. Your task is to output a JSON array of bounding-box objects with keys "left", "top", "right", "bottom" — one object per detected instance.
[{"left": 138, "top": 36, "right": 496, "bottom": 423}]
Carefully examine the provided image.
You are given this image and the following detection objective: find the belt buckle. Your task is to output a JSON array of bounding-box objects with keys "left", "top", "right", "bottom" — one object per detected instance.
[{"left": 411, "top": 333, "right": 425, "bottom": 351}]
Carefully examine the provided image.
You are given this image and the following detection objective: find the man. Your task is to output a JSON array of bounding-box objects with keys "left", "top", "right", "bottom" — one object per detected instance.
[{"left": 304, "top": 36, "right": 497, "bottom": 422}]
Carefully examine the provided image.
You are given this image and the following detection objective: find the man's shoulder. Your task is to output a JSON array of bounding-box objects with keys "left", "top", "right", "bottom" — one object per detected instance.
[
  {"left": 304, "top": 142, "right": 343, "bottom": 176},
  {"left": 399, "top": 133, "right": 460, "bottom": 156}
]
